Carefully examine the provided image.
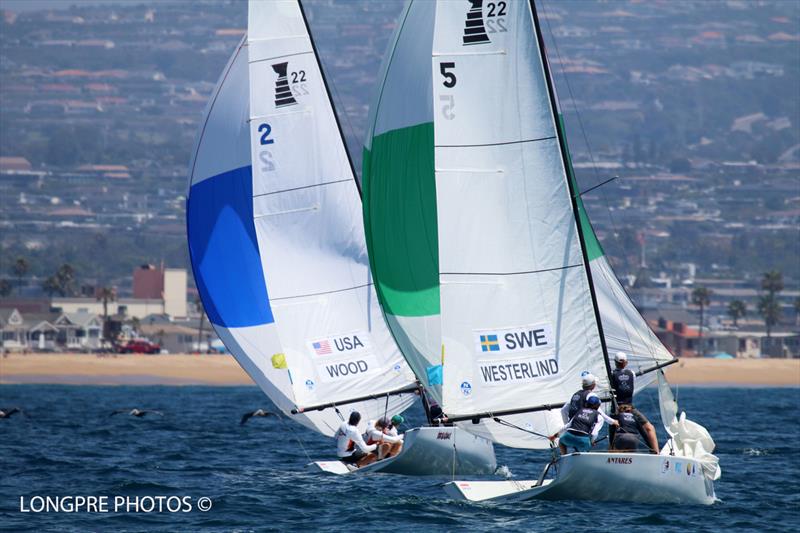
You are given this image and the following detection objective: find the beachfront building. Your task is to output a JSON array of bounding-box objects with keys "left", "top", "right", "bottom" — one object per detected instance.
[
  {"left": 53, "top": 312, "right": 103, "bottom": 351},
  {"left": 138, "top": 322, "right": 202, "bottom": 354},
  {"left": 0, "top": 309, "right": 27, "bottom": 351},
  {"left": 0, "top": 307, "right": 104, "bottom": 352},
  {"left": 51, "top": 265, "right": 188, "bottom": 320}
]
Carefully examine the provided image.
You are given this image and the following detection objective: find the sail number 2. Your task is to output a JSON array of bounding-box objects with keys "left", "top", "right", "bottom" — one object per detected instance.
[
  {"left": 258, "top": 123, "right": 274, "bottom": 145},
  {"left": 257, "top": 123, "right": 276, "bottom": 173},
  {"left": 439, "top": 62, "right": 456, "bottom": 120}
]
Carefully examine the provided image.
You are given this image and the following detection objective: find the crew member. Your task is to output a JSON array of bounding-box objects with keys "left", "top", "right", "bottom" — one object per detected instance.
[
  {"left": 610, "top": 352, "right": 635, "bottom": 405},
  {"left": 608, "top": 352, "right": 660, "bottom": 450},
  {"left": 364, "top": 417, "right": 403, "bottom": 459},
  {"left": 610, "top": 404, "right": 659, "bottom": 453},
  {"left": 551, "top": 393, "right": 619, "bottom": 454},
  {"left": 561, "top": 372, "right": 597, "bottom": 423},
  {"left": 335, "top": 411, "right": 378, "bottom": 467}
]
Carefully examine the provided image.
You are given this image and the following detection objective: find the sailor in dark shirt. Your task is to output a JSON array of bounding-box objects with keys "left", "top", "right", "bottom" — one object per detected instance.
[
  {"left": 560, "top": 372, "right": 597, "bottom": 423},
  {"left": 608, "top": 353, "right": 660, "bottom": 453},
  {"left": 610, "top": 404, "right": 658, "bottom": 453},
  {"left": 610, "top": 352, "right": 635, "bottom": 405}
]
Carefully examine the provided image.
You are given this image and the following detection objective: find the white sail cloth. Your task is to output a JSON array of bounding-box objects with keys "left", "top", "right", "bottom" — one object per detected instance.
[
  {"left": 433, "top": 0, "right": 604, "bottom": 423},
  {"left": 186, "top": 0, "right": 416, "bottom": 437},
  {"left": 658, "top": 372, "right": 720, "bottom": 480}
]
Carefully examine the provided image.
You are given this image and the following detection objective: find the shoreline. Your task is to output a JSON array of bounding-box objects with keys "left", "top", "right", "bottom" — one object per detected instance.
[{"left": 1, "top": 353, "right": 798, "bottom": 387}]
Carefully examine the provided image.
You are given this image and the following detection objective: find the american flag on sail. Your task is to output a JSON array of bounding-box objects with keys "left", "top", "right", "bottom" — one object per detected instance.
[{"left": 312, "top": 340, "right": 332, "bottom": 355}]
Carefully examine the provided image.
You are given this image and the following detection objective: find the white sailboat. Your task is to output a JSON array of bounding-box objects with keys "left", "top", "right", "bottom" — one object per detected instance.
[
  {"left": 363, "top": 0, "right": 719, "bottom": 502},
  {"left": 186, "top": 0, "right": 495, "bottom": 476}
]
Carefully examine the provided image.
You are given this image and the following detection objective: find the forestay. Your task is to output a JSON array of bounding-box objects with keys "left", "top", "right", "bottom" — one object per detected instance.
[{"left": 187, "top": 0, "right": 416, "bottom": 437}]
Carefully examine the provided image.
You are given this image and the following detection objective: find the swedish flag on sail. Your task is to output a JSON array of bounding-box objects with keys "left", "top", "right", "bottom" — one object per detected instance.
[{"left": 480, "top": 334, "right": 499, "bottom": 352}]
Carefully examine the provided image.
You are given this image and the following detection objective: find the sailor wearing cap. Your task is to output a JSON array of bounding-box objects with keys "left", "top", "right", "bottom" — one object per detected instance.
[
  {"left": 611, "top": 352, "right": 636, "bottom": 406},
  {"left": 550, "top": 393, "right": 619, "bottom": 454},
  {"left": 560, "top": 371, "right": 597, "bottom": 423},
  {"left": 364, "top": 415, "right": 405, "bottom": 460}
]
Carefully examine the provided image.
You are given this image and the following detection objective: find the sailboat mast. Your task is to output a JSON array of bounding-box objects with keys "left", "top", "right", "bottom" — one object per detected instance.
[
  {"left": 529, "top": 0, "right": 614, "bottom": 385},
  {"left": 297, "top": 0, "right": 362, "bottom": 197}
]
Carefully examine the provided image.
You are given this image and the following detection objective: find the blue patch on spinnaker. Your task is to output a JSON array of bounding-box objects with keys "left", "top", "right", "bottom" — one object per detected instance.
[{"left": 187, "top": 166, "right": 274, "bottom": 327}]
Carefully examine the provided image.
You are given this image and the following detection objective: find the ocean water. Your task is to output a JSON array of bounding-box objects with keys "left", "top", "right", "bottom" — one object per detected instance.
[{"left": 0, "top": 385, "right": 797, "bottom": 532}]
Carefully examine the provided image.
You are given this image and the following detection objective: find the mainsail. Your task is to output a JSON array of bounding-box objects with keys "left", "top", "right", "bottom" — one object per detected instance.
[
  {"left": 364, "top": 0, "right": 675, "bottom": 448},
  {"left": 187, "top": 0, "right": 416, "bottom": 437}
]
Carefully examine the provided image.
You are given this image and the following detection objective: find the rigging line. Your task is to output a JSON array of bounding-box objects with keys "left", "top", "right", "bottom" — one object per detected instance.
[
  {"left": 577, "top": 176, "right": 619, "bottom": 198},
  {"left": 269, "top": 283, "right": 373, "bottom": 302},
  {"left": 542, "top": 1, "right": 654, "bottom": 364},
  {"left": 492, "top": 417, "right": 552, "bottom": 440},
  {"left": 275, "top": 412, "right": 313, "bottom": 462}
]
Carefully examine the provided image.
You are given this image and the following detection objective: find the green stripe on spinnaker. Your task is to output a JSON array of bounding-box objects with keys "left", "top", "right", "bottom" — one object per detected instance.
[
  {"left": 557, "top": 114, "right": 604, "bottom": 261},
  {"left": 363, "top": 122, "right": 439, "bottom": 317}
]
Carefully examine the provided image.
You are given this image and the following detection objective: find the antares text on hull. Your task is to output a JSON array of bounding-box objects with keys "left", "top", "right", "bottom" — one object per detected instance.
[{"left": 363, "top": 0, "right": 720, "bottom": 502}]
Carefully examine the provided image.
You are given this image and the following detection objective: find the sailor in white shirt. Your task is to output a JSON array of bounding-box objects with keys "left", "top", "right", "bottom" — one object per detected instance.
[
  {"left": 335, "top": 411, "right": 378, "bottom": 467},
  {"left": 364, "top": 415, "right": 405, "bottom": 459}
]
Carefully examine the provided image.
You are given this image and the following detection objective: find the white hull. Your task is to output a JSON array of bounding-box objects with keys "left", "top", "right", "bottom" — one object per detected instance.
[
  {"left": 309, "top": 426, "right": 496, "bottom": 476},
  {"left": 444, "top": 452, "right": 716, "bottom": 505}
]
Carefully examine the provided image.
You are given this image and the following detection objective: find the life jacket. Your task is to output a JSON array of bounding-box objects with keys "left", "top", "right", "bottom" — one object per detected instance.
[
  {"left": 616, "top": 411, "right": 640, "bottom": 435},
  {"left": 568, "top": 407, "right": 599, "bottom": 436},
  {"left": 567, "top": 389, "right": 591, "bottom": 419},
  {"left": 611, "top": 368, "right": 635, "bottom": 404}
]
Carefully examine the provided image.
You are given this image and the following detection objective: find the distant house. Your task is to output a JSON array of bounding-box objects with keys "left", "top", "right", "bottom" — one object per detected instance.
[
  {"left": 0, "top": 309, "right": 27, "bottom": 351},
  {"left": 54, "top": 312, "right": 103, "bottom": 350},
  {"left": 0, "top": 156, "right": 32, "bottom": 172},
  {"left": 138, "top": 323, "right": 200, "bottom": 354},
  {"left": 761, "top": 334, "right": 800, "bottom": 358},
  {"left": 0, "top": 307, "right": 104, "bottom": 352}
]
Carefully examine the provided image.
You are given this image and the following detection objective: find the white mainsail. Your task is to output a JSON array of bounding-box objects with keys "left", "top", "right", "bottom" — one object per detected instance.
[
  {"left": 364, "top": 0, "right": 676, "bottom": 449},
  {"left": 187, "top": 0, "right": 416, "bottom": 437}
]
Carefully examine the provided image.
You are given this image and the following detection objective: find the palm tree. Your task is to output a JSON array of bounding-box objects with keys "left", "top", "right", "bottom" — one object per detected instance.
[
  {"left": 96, "top": 286, "right": 117, "bottom": 346},
  {"left": 758, "top": 271, "right": 784, "bottom": 338},
  {"left": 55, "top": 264, "right": 76, "bottom": 296},
  {"left": 11, "top": 257, "right": 29, "bottom": 295},
  {"left": 761, "top": 270, "right": 784, "bottom": 296},
  {"left": 758, "top": 296, "right": 781, "bottom": 338},
  {"left": 195, "top": 296, "right": 205, "bottom": 354},
  {"left": 42, "top": 276, "right": 60, "bottom": 297},
  {"left": 727, "top": 300, "right": 746, "bottom": 328},
  {"left": 794, "top": 297, "right": 800, "bottom": 328},
  {"left": 691, "top": 286, "right": 712, "bottom": 356}
]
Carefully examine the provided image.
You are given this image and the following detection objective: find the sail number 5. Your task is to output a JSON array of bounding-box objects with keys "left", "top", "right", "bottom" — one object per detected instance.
[
  {"left": 439, "top": 62, "right": 456, "bottom": 120},
  {"left": 440, "top": 62, "right": 457, "bottom": 88}
]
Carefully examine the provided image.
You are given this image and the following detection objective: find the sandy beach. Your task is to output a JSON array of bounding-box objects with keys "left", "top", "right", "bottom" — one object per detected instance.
[{"left": 0, "top": 353, "right": 798, "bottom": 387}]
